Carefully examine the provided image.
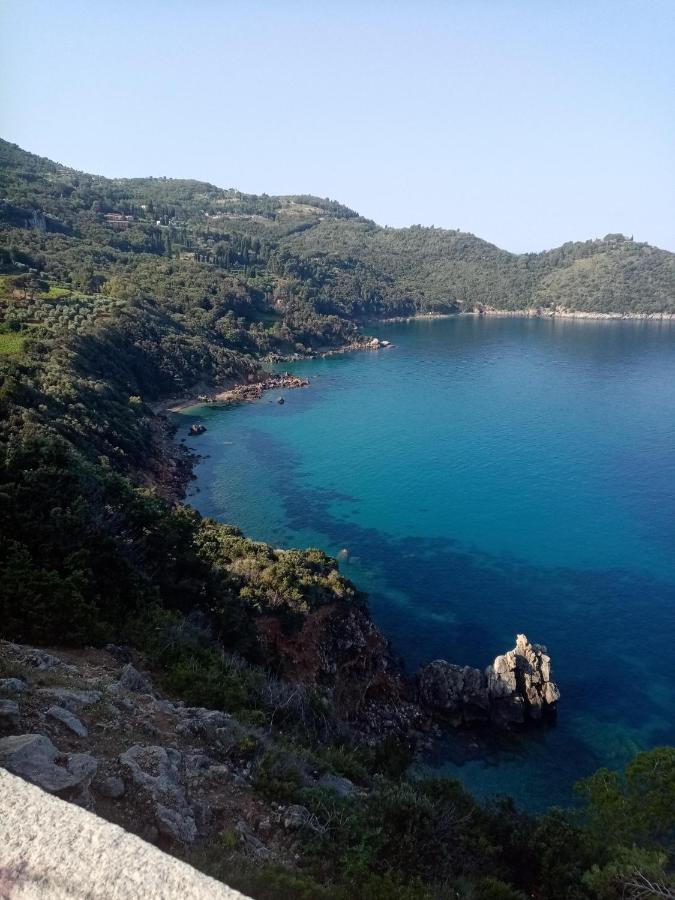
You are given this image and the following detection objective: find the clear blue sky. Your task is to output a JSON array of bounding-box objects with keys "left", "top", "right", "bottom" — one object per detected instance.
[{"left": 1, "top": 0, "right": 673, "bottom": 252}]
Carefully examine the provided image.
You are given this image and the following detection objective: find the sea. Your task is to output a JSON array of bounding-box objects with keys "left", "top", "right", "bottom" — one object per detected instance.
[{"left": 176, "top": 315, "right": 675, "bottom": 810}]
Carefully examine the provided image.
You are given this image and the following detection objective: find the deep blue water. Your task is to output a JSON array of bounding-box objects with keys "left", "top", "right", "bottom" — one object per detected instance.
[{"left": 178, "top": 316, "right": 675, "bottom": 810}]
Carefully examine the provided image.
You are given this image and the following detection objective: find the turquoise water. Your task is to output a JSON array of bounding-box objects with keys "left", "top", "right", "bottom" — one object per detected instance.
[{"left": 179, "top": 316, "right": 675, "bottom": 809}]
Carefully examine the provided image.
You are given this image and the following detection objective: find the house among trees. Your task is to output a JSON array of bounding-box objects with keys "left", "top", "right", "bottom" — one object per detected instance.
[{"left": 104, "top": 213, "right": 134, "bottom": 229}]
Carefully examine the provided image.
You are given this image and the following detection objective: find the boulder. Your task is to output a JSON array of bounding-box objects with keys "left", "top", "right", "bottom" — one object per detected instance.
[
  {"left": 0, "top": 677, "right": 28, "bottom": 694},
  {"left": 119, "top": 663, "right": 153, "bottom": 694},
  {"left": 0, "top": 699, "right": 20, "bottom": 733},
  {"left": 155, "top": 803, "right": 197, "bottom": 844},
  {"left": 0, "top": 734, "right": 96, "bottom": 797},
  {"left": 38, "top": 688, "right": 102, "bottom": 713},
  {"left": 46, "top": 705, "right": 88, "bottom": 737},
  {"left": 120, "top": 744, "right": 197, "bottom": 844}
]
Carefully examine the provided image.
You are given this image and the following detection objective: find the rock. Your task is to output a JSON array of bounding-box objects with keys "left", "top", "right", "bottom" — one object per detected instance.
[
  {"left": 418, "top": 634, "right": 560, "bottom": 729},
  {"left": 486, "top": 634, "right": 560, "bottom": 726},
  {"left": 155, "top": 803, "right": 197, "bottom": 844},
  {"left": 183, "top": 751, "right": 213, "bottom": 779},
  {"left": 46, "top": 705, "right": 88, "bottom": 737},
  {"left": 276, "top": 396, "right": 284, "bottom": 404},
  {"left": 235, "top": 822, "right": 272, "bottom": 859},
  {"left": 120, "top": 744, "right": 197, "bottom": 843},
  {"left": 22, "top": 650, "right": 69, "bottom": 671},
  {"left": 0, "top": 678, "right": 28, "bottom": 694},
  {"left": 37, "top": 688, "right": 102, "bottom": 713},
  {"left": 317, "top": 773, "right": 355, "bottom": 797},
  {"left": 417, "top": 662, "right": 489, "bottom": 724},
  {"left": 97, "top": 775, "right": 126, "bottom": 799},
  {"left": 119, "top": 663, "right": 153, "bottom": 694},
  {"left": 0, "top": 734, "right": 96, "bottom": 795},
  {"left": 66, "top": 752, "right": 98, "bottom": 804},
  {"left": 282, "top": 804, "right": 310, "bottom": 830},
  {"left": 0, "top": 699, "right": 20, "bottom": 733},
  {"left": 175, "top": 707, "right": 231, "bottom": 741}
]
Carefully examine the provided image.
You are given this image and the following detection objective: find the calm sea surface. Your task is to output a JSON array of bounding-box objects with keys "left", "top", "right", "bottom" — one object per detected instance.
[{"left": 178, "top": 316, "right": 675, "bottom": 809}]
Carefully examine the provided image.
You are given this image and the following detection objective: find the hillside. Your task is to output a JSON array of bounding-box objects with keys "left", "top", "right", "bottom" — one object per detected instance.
[{"left": 1, "top": 138, "right": 674, "bottom": 337}]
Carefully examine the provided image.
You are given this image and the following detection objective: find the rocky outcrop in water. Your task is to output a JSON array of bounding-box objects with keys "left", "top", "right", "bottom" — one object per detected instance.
[{"left": 417, "top": 634, "right": 560, "bottom": 728}]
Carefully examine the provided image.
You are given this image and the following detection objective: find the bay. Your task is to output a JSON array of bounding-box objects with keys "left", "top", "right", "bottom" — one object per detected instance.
[{"left": 178, "top": 316, "right": 675, "bottom": 809}]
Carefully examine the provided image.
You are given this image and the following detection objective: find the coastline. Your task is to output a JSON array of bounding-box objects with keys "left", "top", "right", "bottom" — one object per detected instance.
[
  {"left": 379, "top": 307, "right": 675, "bottom": 323},
  {"left": 153, "top": 336, "right": 392, "bottom": 416}
]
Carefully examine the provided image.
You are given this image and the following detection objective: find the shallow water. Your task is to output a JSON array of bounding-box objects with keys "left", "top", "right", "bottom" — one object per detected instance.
[{"left": 179, "top": 316, "right": 675, "bottom": 809}]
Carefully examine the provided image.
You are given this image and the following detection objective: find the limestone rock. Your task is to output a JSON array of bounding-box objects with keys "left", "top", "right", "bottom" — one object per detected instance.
[
  {"left": 486, "top": 634, "right": 560, "bottom": 726},
  {"left": 0, "top": 699, "right": 20, "bottom": 733},
  {"left": 119, "top": 663, "right": 153, "bottom": 694},
  {"left": 418, "top": 634, "right": 560, "bottom": 728},
  {"left": 46, "top": 705, "right": 88, "bottom": 737}
]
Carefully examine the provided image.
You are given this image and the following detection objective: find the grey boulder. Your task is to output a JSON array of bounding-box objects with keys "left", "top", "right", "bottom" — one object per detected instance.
[{"left": 46, "top": 705, "right": 88, "bottom": 737}]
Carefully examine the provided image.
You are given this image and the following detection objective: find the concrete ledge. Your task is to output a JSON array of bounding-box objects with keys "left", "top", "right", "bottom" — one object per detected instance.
[{"left": 0, "top": 769, "right": 250, "bottom": 899}]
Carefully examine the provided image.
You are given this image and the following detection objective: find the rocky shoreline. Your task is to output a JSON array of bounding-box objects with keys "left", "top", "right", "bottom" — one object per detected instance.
[{"left": 379, "top": 307, "right": 675, "bottom": 323}]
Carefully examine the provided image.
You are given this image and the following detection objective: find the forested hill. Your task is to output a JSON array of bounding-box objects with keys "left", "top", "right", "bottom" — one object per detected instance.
[{"left": 1, "top": 137, "right": 674, "bottom": 327}]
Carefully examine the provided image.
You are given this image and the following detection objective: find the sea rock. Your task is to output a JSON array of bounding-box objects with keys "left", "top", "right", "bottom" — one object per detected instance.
[
  {"left": 46, "top": 705, "right": 88, "bottom": 737},
  {"left": 486, "top": 634, "right": 560, "bottom": 726},
  {"left": 119, "top": 663, "right": 153, "bottom": 694},
  {"left": 0, "top": 699, "right": 21, "bottom": 733},
  {"left": 418, "top": 634, "right": 560, "bottom": 728},
  {"left": 417, "top": 662, "right": 489, "bottom": 724}
]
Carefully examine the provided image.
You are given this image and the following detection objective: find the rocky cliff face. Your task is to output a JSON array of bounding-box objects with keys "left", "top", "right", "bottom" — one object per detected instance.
[
  {"left": 257, "top": 602, "right": 422, "bottom": 740},
  {"left": 417, "top": 634, "right": 560, "bottom": 727}
]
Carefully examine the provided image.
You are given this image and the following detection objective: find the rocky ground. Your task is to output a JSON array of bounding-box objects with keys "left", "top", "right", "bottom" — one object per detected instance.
[{"left": 0, "top": 641, "right": 357, "bottom": 867}]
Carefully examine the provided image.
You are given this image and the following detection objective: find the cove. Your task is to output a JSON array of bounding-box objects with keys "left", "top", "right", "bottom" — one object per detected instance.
[{"left": 177, "top": 316, "right": 675, "bottom": 810}]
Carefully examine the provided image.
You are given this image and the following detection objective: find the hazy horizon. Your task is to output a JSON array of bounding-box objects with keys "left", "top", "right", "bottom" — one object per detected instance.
[{"left": 1, "top": 0, "right": 674, "bottom": 254}]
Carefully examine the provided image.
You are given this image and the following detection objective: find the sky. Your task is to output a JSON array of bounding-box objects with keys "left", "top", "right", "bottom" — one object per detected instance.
[{"left": 1, "top": 0, "right": 674, "bottom": 253}]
